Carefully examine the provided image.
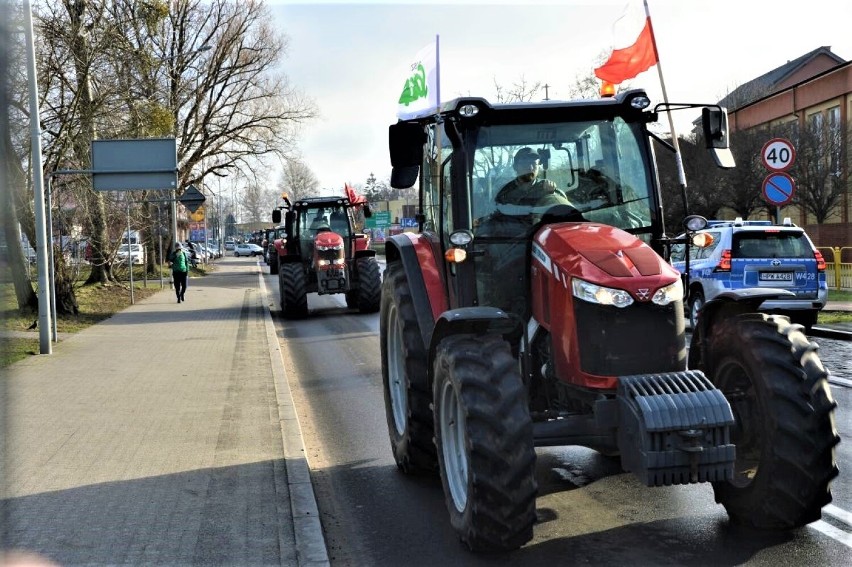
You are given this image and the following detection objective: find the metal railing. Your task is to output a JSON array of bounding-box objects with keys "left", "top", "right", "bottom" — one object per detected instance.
[{"left": 818, "top": 247, "right": 852, "bottom": 290}]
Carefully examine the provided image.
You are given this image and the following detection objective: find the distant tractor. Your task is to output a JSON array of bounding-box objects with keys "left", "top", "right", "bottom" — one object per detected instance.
[{"left": 272, "top": 195, "right": 381, "bottom": 318}]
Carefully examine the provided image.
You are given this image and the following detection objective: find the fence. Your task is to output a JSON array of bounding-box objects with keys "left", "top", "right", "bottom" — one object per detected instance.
[{"left": 818, "top": 247, "right": 852, "bottom": 290}]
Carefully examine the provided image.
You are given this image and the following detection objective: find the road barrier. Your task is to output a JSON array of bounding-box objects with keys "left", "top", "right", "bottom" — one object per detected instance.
[{"left": 818, "top": 247, "right": 852, "bottom": 290}]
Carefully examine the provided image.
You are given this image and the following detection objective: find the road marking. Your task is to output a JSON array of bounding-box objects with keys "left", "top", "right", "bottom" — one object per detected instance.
[
  {"left": 829, "top": 376, "right": 852, "bottom": 388},
  {"left": 810, "top": 505, "right": 852, "bottom": 549},
  {"left": 824, "top": 504, "right": 852, "bottom": 526},
  {"left": 810, "top": 520, "right": 852, "bottom": 549}
]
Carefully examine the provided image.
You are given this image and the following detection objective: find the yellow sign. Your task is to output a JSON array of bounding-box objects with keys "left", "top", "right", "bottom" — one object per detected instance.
[{"left": 191, "top": 206, "right": 205, "bottom": 222}]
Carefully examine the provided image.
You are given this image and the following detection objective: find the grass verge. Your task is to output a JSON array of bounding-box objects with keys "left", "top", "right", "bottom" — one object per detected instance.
[{"left": 1, "top": 264, "right": 210, "bottom": 367}]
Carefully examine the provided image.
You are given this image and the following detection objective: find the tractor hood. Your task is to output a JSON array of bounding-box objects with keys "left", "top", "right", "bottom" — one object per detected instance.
[
  {"left": 314, "top": 231, "right": 344, "bottom": 249},
  {"left": 534, "top": 223, "right": 680, "bottom": 298}
]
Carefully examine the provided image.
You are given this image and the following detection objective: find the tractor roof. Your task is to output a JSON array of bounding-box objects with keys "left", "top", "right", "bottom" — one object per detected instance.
[
  {"left": 292, "top": 196, "right": 352, "bottom": 209},
  {"left": 399, "top": 89, "right": 654, "bottom": 125}
]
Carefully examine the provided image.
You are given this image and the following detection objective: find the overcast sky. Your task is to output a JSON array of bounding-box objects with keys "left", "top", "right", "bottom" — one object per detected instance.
[{"left": 269, "top": 0, "right": 852, "bottom": 194}]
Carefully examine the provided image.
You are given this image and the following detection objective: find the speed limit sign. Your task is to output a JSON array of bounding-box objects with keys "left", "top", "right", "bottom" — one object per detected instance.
[{"left": 761, "top": 138, "right": 796, "bottom": 171}]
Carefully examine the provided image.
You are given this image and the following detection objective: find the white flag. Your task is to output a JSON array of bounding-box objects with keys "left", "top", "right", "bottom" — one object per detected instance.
[{"left": 396, "top": 37, "right": 439, "bottom": 120}]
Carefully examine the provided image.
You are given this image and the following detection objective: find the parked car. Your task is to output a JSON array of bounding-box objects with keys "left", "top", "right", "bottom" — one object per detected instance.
[
  {"left": 671, "top": 217, "right": 828, "bottom": 329},
  {"left": 234, "top": 242, "right": 264, "bottom": 257},
  {"left": 224, "top": 239, "right": 235, "bottom": 251},
  {"left": 116, "top": 243, "right": 145, "bottom": 265}
]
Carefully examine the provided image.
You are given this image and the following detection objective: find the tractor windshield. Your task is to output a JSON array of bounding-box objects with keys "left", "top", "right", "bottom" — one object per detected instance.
[
  {"left": 469, "top": 117, "right": 654, "bottom": 235},
  {"left": 468, "top": 117, "right": 655, "bottom": 317}
]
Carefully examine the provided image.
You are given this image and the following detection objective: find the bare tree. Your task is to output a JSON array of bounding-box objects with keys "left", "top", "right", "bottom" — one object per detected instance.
[
  {"left": 493, "top": 76, "right": 542, "bottom": 103},
  {"left": 17, "top": 0, "right": 316, "bottom": 311},
  {"left": 793, "top": 116, "right": 846, "bottom": 223},
  {"left": 241, "top": 178, "right": 277, "bottom": 223},
  {"left": 278, "top": 158, "right": 319, "bottom": 202},
  {"left": 714, "top": 126, "right": 772, "bottom": 220}
]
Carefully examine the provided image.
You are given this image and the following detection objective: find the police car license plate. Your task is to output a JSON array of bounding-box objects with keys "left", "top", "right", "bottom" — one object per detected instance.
[{"left": 759, "top": 272, "right": 793, "bottom": 282}]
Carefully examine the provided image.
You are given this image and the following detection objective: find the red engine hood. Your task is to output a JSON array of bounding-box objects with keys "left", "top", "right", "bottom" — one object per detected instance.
[
  {"left": 314, "top": 231, "right": 344, "bottom": 248},
  {"left": 534, "top": 223, "right": 679, "bottom": 297}
]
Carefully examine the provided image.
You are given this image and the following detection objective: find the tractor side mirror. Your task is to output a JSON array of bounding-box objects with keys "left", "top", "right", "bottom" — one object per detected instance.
[
  {"left": 363, "top": 204, "right": 372, "bottom": 218},
  {"left": 702, "top": 107, "right": 735, "bottom": 169},
  {"left": 272, "top": 209, "right": 281, "bottom": 224},
  {"left": 389, "top": 121, "right": 426, "bottom": 189}
]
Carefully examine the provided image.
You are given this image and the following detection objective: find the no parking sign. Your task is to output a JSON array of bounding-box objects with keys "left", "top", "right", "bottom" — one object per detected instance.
[{"left": 762, "top": 172, "right": 795, "bottom": 206}]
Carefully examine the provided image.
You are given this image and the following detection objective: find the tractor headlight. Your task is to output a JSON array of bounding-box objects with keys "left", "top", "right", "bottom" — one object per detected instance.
[
  {"left": 651, "top": 279, "right": 683, "bottom": 306},
  {"left": 572, "top": 278, "right": 634, "bottom": 308},
  {"left": 316, "top": 244, "right": 344, "bottom": 251}
]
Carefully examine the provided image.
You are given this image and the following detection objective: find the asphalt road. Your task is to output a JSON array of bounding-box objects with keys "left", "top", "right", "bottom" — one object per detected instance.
[{"left": 265, "top": 269, "right": 852, "bottom": 567}]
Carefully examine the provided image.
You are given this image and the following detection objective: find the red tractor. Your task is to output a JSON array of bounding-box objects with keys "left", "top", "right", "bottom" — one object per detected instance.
[
  {"left": 271, "top": 195, "right": 381, "bottom": 318},
  {"left": 381, "top": 90, "right": 839, "bottom": 551}
]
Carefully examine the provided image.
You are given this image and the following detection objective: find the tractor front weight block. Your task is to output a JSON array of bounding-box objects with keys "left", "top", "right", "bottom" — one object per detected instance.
[{"left": 617, "top": 371, "right": 735, "bottom": 487}]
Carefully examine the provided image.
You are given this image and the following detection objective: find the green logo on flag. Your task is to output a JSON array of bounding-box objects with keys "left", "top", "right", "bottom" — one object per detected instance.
[{"left": 398, "top": 63, "right": 428, "bottom": 106}]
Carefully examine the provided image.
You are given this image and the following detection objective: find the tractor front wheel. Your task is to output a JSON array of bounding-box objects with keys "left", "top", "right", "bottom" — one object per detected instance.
[
  {"left": 380, "top": 263, "right": 436, "bottom": 474},
  {"left": 433, "top": 334, "right": 537, "bottom": 551},
  {"left": 702, "top": 313, "right": 839, "bottom": 529},
  {"left": 355, "top": 257, "right": 381, "bottom": 313},
  {"left": 279, "top": 263, "right": 308, "bottom": 319}
]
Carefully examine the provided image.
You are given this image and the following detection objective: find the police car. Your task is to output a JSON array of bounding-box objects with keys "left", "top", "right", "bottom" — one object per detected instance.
[{"left": 671, "top": 217, "right": 827, "bottom": 329}]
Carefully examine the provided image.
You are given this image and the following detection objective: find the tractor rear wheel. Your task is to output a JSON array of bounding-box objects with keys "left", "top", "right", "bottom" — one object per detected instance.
[
  {"left": 380, "top": 262, "right": 436, "bottom": 474},
  {"left": 433, "top": 334, "right": 537, "bottom": 551},
  {"left": 355, "top": 257, "right": 381, "bottom": 313},
  {"left": 703, "top": 313, "right": 839, "bottom": 529},
  {"left": 279, "top": 263, "right": 308, "bottom": 319}
]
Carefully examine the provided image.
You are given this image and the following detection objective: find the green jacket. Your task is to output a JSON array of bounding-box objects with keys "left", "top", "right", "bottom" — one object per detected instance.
[{"left": 171, "top": 249, "right": 190, "bottom": 273}]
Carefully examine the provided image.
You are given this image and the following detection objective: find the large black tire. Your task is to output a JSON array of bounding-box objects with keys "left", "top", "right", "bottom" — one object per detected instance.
[
  {"left": 355, "top": 257, "right": 381, "bottom": 313},
  {"left": 380, "top": 262, "right": 437, "bottom": 474},
  {"left": 701, "top": 313, "right": 839, "bottom": 529},
  {"left": 788, "top": 309, "right": 818, "bottom": 332},
  {"left": 433, "top": 334, "right": 537, "bottom": 552},
  {"left": 688, "top": 288, "right": 704, "bottom": 329},
  {"left": 269, "top": 252, "right": 279, "bottom": 275},
  {"left": 345, "top": 290, "right": 358, "bottom": 309},
  {"left": 279, "top": 263, "right": 308, "bottom": 319}
]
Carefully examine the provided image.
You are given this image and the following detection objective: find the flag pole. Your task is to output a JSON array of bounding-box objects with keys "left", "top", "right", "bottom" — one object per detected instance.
[
  {"left": 435, "top": 34, "right": 441, "bottom": 112},
  {"left": 644, "top": 0, "right": 689, "bottom": 211}
]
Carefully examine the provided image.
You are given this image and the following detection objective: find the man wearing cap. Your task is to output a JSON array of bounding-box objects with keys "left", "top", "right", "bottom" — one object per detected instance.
[{"left": 495, "top": 147, "right": 572, "bottom": 210}]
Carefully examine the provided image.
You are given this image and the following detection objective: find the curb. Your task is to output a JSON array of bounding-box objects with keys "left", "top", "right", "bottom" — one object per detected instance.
[
  {"left": 258, "top": 268, "right": 331, "bottom": 567},
  {"left": 809, "top": 326, "right": 852, "bottom": 341}
]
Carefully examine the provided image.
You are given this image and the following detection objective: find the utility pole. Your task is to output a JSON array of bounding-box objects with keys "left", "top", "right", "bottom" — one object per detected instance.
[{"left": 23, "top": 0, "right": 52, "bottom": 354}]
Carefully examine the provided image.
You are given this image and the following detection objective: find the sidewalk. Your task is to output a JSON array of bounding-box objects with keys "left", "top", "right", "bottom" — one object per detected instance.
[
  {"left": 1, "top": 261, "right": 329, "bottom": 566},
  {"left": 818, "top": 301, "right": 852, "bottom": 336}
]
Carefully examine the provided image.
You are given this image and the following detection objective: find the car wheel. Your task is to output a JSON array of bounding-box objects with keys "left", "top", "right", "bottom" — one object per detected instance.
[{"left": 689, "top": 289, "right": 705, "bottom": 329}]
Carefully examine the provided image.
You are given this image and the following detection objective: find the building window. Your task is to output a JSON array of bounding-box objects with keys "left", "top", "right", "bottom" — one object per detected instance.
[{"left": 827, "top": 106, "right": 841, "bottom": 176}]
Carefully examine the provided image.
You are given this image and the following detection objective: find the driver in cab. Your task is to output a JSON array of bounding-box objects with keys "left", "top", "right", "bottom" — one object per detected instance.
[{"left": 495, "top": 147, "right": 573, "bottom": 211}]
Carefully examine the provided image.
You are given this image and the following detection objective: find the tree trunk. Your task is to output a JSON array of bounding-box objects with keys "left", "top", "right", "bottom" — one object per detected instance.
[{"left": 2, "top": 130, "right": 38, "bottom": 310}]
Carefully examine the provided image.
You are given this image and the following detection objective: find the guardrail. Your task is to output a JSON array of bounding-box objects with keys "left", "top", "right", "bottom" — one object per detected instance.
[{"left": 818, "top": 247, "right": 852, "bottom": 290}]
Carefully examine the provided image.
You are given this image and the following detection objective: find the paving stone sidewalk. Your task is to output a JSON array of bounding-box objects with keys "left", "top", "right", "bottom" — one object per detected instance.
[{"left": 1, "top": 261, "right": 328, "bottom": 566}]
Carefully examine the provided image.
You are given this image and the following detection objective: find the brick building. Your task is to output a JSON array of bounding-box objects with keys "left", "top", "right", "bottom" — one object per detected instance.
[{"left": 720, "top": 46, "right": 851, "bottom": 248}]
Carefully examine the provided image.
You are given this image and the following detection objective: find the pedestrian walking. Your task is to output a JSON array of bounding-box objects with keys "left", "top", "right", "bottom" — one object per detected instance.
[{"left": 169, "top": 242, "right": 191, "bottom": 303}]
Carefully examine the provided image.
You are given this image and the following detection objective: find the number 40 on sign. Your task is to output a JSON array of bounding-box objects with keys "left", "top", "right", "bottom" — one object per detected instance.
[{"left": 761, "top": 138, "right": 796, "bottom": 172}]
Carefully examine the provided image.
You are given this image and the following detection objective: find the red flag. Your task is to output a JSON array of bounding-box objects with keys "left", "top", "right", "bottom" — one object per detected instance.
[
  {"left": 594, "top": 17, "right": 658, "bottom": 84},
  {"left": 345, "top": 183, "right": 367, "bottom": 205}
]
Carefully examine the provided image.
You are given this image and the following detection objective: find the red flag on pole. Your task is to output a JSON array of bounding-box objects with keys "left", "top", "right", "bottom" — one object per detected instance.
[
  {"left": 345, "top": 183, "right": 367, "bottom": 205},
  {"left": 594, "top": 17, "right": 658, "bottom": 85}
]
